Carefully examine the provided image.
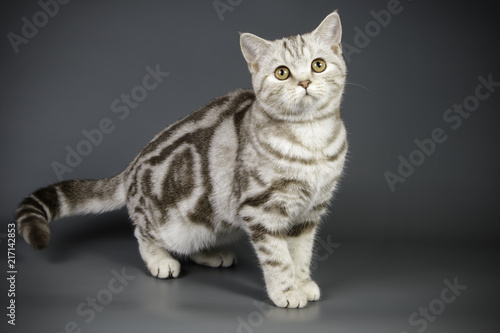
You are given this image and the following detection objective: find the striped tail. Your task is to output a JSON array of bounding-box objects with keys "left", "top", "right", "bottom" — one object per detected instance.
[{"left": 15, "top": 174, "right": 126, "bottom": 250}]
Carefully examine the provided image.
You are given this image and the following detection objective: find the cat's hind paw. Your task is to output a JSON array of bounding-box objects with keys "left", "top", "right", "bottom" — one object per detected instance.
[{"left": 190, "top": 249, "right": 237, "bottom": 268}]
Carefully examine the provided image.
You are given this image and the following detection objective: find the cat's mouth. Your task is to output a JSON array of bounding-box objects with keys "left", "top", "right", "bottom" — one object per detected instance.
[
  {"left": 301, "top": 90, "right": 316, "bottom": 100},
  {"left": 299, "top": 88, "right": 311, "bottom": 97}
]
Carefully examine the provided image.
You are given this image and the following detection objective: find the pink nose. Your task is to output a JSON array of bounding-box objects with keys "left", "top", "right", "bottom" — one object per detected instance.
[{"left": 299, "top": 80, "right": 311, "bottom": 89}]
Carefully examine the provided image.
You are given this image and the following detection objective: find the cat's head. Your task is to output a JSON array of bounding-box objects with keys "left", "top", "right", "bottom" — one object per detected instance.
[{"left": 240, "top": 11, "right": 346, "bottom": 121}]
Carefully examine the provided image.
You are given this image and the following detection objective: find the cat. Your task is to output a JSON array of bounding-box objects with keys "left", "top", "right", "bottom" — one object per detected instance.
[{"left": 15, "top": 10, "right": 347, "bottom": 308}]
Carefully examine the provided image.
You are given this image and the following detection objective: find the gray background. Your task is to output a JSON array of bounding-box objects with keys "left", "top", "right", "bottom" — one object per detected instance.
[{"left": 1, "top": 0, "right": 499, "bottom": 332}]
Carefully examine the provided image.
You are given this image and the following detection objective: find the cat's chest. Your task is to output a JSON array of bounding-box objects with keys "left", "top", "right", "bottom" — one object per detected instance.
[
  {"left": 266, "top": 162, "right": 340, "bottom": 221},
  {"left": 296, "top": 161, "right": 340, "bottom": 197},
  {"left": 260, "top": 117, "right": 344, "bottom": 162},
  {"left": 241, "top": 114, "right": 347, "bottom": 213},
  {"left": 272, "top": 125, "right": 347, "bottom": 207}
]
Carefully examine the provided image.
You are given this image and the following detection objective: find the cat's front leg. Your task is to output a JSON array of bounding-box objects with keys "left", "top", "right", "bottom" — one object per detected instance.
[
  {"left": 287, "top": 221, "right": 320, "bottom": 302},
  {"left": 245, "top": 221, "right": 308, "bottom": 308}
]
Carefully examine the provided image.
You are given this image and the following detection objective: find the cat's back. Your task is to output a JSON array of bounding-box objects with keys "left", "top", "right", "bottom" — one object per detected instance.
[{"left": 125, "top": 89, "right": 255, "bottom": 172}]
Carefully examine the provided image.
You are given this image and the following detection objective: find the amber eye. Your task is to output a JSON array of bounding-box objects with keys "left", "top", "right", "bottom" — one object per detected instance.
[
  {"left": 311, "top": 59, "right": 327, "bottom": 73},
  {"left": 275, "top": 66, "right": 290, "bottom": 80}
]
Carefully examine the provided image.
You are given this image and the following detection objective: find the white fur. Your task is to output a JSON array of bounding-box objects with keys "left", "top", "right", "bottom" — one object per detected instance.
[{"left": 124, "top": 11, "right": 347, "bottom": 309}]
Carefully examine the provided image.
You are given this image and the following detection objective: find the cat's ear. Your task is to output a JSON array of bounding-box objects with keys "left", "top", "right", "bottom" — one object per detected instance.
[
  {"left": 312, "top": 10, "right": 342, "bottom": 51},
  {"left": 240, "top": 32, "right": 271, "bottom": 73}
]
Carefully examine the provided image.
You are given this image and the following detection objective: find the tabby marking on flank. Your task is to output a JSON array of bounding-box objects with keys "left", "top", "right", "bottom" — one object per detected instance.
[{"left": 15, "top": 11, "right": 347, "bottom": 308}]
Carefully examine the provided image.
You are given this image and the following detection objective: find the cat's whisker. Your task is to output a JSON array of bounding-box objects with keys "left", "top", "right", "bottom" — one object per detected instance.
[{"left": 344, "top": 81, "right": 374, "bottom": 94}]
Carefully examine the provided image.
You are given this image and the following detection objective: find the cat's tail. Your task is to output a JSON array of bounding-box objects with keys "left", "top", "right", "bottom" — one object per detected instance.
[{"left": 15, "top": 174, "right": 126, "bottom": 250}]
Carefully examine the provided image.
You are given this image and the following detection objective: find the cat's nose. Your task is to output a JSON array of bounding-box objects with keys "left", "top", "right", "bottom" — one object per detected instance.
[{"left": 299, "top": 80, "right": 312, "bottom": 89}]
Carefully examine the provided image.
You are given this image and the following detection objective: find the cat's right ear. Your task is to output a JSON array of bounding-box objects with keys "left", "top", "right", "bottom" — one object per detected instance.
[{"left": 239, "top": 33, "right": 271, "bottom": 73}]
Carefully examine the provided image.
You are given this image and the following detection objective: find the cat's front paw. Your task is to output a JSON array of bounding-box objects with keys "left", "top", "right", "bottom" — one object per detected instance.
[
  {"left": 270, "top": 288, "right": 308, "bottom": 308},
  {"left": 147, "top": 258, "right": 181, "bottom": 279},
  {"left": 299, "top": 279, "right": 320, "bottom": 302}
]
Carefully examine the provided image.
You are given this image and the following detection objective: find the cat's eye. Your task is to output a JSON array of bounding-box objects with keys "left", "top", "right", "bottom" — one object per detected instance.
[
  {"left": 275, "top": 66, "right": 290, "bottom": 80},
  {"left": 311, "top": 59, "right": 327, "bottom": 73}
]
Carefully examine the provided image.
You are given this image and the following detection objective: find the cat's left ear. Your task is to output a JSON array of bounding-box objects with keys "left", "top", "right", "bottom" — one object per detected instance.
[
  {"left": 240, "top": 32, "right": 272, "bottom": 73},
  {"left": 312, "top": 10, "right": 342, "bottom": 52}
]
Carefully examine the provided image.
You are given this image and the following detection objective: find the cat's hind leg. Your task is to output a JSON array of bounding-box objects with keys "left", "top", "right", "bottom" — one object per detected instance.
[
  {"left": 135, "top": 227, "right": 181, "bottom": 279},
  {"left": 190, "top": 249, "right": 237, "bottom": 268},
  {"left": 190, "top": 226, "right": 242, "bottom": 267}
]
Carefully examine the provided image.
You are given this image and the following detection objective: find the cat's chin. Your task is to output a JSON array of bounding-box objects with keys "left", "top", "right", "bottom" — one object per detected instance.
[
  {"left": 284, "top": 95, "right": 338, "bottom": 119},
  {"left": 299, "top": 98, "right": 315, "bottom": 110},
  {"left": 294, "top": 94, "right": 321, "bottom": 110}
]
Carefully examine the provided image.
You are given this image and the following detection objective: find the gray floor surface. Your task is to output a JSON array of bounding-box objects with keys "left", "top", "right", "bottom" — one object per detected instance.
[{"left": 2, "top": 213, "right": 498, "bottom": 333}]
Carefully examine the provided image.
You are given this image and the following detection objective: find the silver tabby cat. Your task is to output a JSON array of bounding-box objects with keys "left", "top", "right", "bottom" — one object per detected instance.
[{"left": 16, "top": 11, "right": 347, "bottom": 308}]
